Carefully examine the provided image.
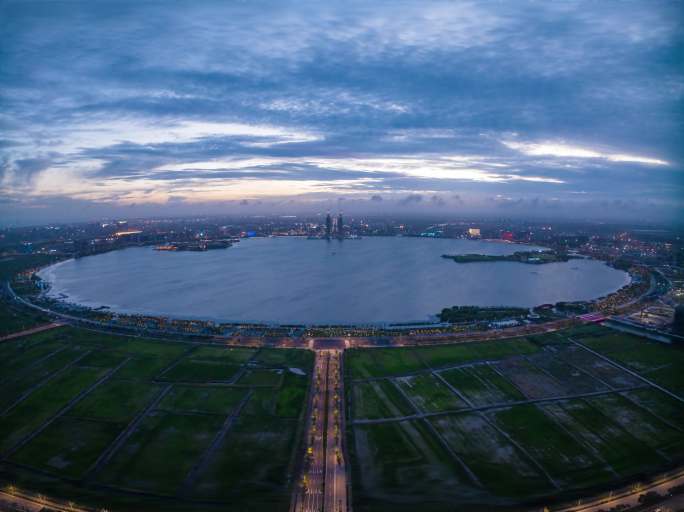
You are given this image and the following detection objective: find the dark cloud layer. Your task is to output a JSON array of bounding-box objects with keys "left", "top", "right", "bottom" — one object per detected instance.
[{"left": 0, "top": 0, "right": 682, "bottom": 225}]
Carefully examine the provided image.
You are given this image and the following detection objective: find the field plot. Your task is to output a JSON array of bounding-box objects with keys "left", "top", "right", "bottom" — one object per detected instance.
[
  {"left": 439, "top": 364, "right": 525, "bottom": 406},
  {"left": 99, "top": 411, "right": 224, "bottom": 494},
  {"left": 394, "top": 374, "right": 467, "bottom": 413},
  {"left": 495, "top": 357, "right": 567, "bottom": 399},
  {"left": 347, "top": 328, "right": 684, "bottom": 510},
  {"left": 160, "top": 355, "right": 242, "bottom": 382},
  {"left": 541, "top": 399, "right": 666, "bottom": 475},
  {"left": 351, "top": 419, "right": 470, "bottom": 510},
  {"left": 525, "top": 348, "right": 609, "bottom": 394},
  {"left": 0, "top": 327, "right": 313, "bottom": 511},
  {"left": 414, "top": 337, "right": 539, "bottom": 369},
  {"left": 11, "top": 417, "right": 124, "bottom": 479},
  {"left": 556, "top": 344, "right": 643, "bottom": 388},
  {"left": 159, "top": 385, "right": 247, "bottom": 415},
  {"left": 353, "top": 380, "right": 415, "bottom": 419},
  {"left": 624, "top": 388, "right": 684, "bottom": 428},
  {"left": 490, "top": 404, "right": 611, "bottom": 486},
  {"left": 237, "top": 368, "right": 284, "bottom": 386},
  {"left": 577, "top": 331, "right": 684, "bottom": 394},
  {"left": 346, "top": 347, "right": 426, "bottom": 379},
  {"left": 429, "top": 413, "right": 551, "bottom": 496},
  {"left": 193, "top": 415, "right": 299, "bottom": 509},
  {"left": 584, "top": 394, "right": 684, "bottom": 455}
]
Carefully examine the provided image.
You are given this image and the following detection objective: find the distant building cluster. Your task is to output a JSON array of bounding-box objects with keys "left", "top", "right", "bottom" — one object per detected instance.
[{"left": 325, "top": 213, "right": 345, "bottom": 239}]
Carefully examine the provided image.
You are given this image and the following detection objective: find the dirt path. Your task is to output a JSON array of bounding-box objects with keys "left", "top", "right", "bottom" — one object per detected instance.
[
  {"left": 0, "top": 322, "right": 64, "bottom": 342},
  {"left": 352, "top": 385, "right": 647, "bottom": 425}
]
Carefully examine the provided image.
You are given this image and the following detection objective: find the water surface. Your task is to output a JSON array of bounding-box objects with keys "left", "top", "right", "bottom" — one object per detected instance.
[{"left": 39, "top": 237, "right": 629, "bottom": 325}]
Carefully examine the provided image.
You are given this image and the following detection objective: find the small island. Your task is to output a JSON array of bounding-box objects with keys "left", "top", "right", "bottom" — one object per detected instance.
[
  {"left": 155, "top": 239, "right": 233, "bottom": 252},
  {"left": 442, "top": 250, "right": 577, "bottom": 264},
  {"left": 438, "top": 305, "right": 529, "bottom": 323}
]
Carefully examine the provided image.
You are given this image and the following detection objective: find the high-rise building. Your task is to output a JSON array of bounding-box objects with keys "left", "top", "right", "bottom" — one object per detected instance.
[
  {"left": 337, "top": 213, "right": 344, "bottom": 238},
  {"left": 325, "top": 213, "right": 332, "bottom": 239}
]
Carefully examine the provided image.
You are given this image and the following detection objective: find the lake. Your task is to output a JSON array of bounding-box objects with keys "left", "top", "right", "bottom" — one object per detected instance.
[{"left": 38, "top": 237, "right": 630, "bottom": 325}]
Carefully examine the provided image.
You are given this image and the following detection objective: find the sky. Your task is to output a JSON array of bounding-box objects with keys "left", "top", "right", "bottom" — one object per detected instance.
[{"left": 1, "top": 0, "right": 683, "bottom": 226}]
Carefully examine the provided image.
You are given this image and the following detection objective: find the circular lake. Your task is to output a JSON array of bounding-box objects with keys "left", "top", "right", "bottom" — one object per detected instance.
[{"left": 38, "top": 237, "right": 630, "bottom": 325}]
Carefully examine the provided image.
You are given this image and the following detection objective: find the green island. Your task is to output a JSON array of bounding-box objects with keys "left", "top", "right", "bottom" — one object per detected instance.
[
  {"left": 438, "top": 306, "right": 529, "bottom": 323},
  {"left": 442, "top": 250, "right": 576, "bottom": 264}
]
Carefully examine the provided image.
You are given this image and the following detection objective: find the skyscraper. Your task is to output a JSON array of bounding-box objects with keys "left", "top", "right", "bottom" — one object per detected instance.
[
  {"left": 337, "top": 213, "right": 344, "bottom": 238},
  {"left": 325, "top": 213, "right": 332, "bottom": 239}
]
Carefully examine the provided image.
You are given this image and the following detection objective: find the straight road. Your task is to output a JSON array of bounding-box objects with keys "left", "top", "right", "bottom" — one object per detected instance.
[
  {"left": 323, "top": 350, "right": 349, "bottom": 512},
  {"left": 291, "top": 350, "right": 349, "bottom": 512},
  {"left": 291, "top": 351, "right": 329, "bottom": 512},
  {"left": 552, "top": 468, "right": 684, "bottom": 512},
  {"left": 0, "top": 488, "right": 87, "bottom": 512}
]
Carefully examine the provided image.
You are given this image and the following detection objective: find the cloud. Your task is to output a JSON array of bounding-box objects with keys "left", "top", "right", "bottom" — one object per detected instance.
[
  {"left": 503, "top": 140, "right": 669, "bottom": 166},
  {"left": 0, "top": 0, "right": 681, "bottom": 224}
]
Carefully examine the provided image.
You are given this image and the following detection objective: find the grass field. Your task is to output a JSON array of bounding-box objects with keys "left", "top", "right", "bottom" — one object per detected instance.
[
  {"left": 440, "top": 364, "right": 525, "bottom": 405},
  {"left": 347, "top": 328, "right": 684, "bottom": 510},
  {"left": 2, "top": 315, "right": 683, "bottom": 511},
  {"left": 0, "top": 326, "right": 313, "bottom": 511},
  {"left": 345, "top": 337, "right": 540, "bottom": 380},
  {"left": 395, "top": 374, "right": 467, "bottom": 413},
  {"left": 0, "top": 302, "right": 51, "bottom": 337},
  {"left": 578, "top": 330, "right": 684, "bottom": 393}
]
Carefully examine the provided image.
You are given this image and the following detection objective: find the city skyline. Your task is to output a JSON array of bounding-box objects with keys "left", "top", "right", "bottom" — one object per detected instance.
[{"left": 1, "top": 1, "right": 682, "bottom": 226}]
